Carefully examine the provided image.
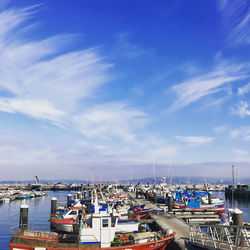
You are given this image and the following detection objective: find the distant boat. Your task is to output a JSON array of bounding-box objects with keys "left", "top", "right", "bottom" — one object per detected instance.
[{"left": 31, "top": 176, "right": 43, "bottom": 191}]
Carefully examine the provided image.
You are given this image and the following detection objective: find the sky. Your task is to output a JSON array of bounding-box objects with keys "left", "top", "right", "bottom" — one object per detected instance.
[{"left": 0, "top": 0, "right": 249, "bottom": 181}]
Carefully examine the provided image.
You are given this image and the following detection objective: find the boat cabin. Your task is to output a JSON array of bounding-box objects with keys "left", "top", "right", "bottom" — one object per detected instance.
[{"left": 80, "top": 213, "right": 118, "bottom": 247}]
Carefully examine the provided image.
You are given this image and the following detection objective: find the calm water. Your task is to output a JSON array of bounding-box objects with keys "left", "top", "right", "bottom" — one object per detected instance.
[
  {"left": 216, "top": 191, "right": 250, "bottom": 222},
  {"left": 0, "top": 191, "right": 70, "bottom": 250},
  {"left": 0, "top": 191, "right": 249, "bottom": 250}
]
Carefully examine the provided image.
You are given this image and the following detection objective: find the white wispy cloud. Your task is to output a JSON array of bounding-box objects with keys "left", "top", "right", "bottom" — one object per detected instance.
[
  {"left": 229, "top": 11, "right": 250, "bottom": 45},
  {"left": 230, "top": 126, "right": 250, "bottom": 141},
  {"left": 0, "top": 5, "right": 180, "bottom": 172},
  {"left": 213, "top": 125, "right": 227, "bottom": 133},
  {"left": 169, "top": 62, "right": 248, "bottom": 111},
  {"left": 175, "top": 135, "right": 214, "bottom": 146},
  {"left": 238, "top": 82, "right": 250, "bottom": 95},
  {"left": 233, "top": 101, "right": 250, "bottom": 118},
  {"left": 73, "top": 102, "right": 148, "bottom": 142},
  {"left": 0, "top": 98, "right": 66, "bottom": 123},
  {"left": 218, "top": 0, "right": 250, "bottom": 45},
  {"left": 199, "top": 96, "right": 230, "bottom": 111},
  {"left": 0, "top": 6, "right": 112, "bottom": 125}
]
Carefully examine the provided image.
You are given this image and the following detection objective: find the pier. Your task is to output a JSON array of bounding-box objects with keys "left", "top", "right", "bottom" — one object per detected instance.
[
  {"left": 0, "top": 183, "right": 228, "bottom": 191},
  {"left": 130, "top": 186, "right": 250, "bottom": 250},
  {"left": 129, "top": 192, "right": 193, "bottom": 249}
]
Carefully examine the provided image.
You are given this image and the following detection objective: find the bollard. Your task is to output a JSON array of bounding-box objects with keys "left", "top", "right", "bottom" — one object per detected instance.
[
  {"left": 67, "top": 194, "right": 72, "bottom": 202},
  {"left": 146, "top": 191, "right": 149, "bottom": 200},
  {"left": 208, "top": 192, "right": 212, "bottom": 204},
  {"left": 231, "top": 208, "right": 243, "bottom": 246},
  {"left": 19, "top": 204, "right": 29, "bottom": 230},
  {"left": 51, "top": 197, "right": 57, "bottom": 216},
  {"left": 168, "top": 195, "right": 173, "bottom": 212},
  {"left": 154, "top": 193, "right": 157, "bottom": 204},
  {"left": 232, "top": 208, "right": 243, "bottom": 226}
]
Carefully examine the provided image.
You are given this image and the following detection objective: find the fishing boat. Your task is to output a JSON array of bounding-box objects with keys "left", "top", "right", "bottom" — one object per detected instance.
[
  {"left": 31, "top": 176, "right": 43, "bottom": 191},
  {"left": 9, "top": 198, "right": 175, "bottom": 250},
  {"left": 50, "top": 201, "right": 147, "bottom": 233},
  {"left": 173, "top": 197, "right": 226, "bottom": 213}
]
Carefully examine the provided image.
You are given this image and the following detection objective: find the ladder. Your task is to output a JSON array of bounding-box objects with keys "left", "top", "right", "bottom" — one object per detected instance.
[{"left": 241, "top": 228, "right": 250, "bottom": 247}]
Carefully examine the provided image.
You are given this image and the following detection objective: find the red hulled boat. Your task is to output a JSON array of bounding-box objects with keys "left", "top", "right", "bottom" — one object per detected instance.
[{"left": 9, "top": 230, "right": 175, "bottom": 250}]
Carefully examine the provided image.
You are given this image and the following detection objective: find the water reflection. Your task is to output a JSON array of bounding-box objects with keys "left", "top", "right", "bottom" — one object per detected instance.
[{"left": 216, "top": 191, "right": 250, "bottom": 222}]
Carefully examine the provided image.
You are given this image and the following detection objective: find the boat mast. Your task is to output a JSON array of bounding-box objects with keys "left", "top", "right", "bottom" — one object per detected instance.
[
  {"left": 152, "top": 161, "right": 156, "bottom": 187},
  {"left": 232, "top": 165, "right": 235, "bottom": 209}
]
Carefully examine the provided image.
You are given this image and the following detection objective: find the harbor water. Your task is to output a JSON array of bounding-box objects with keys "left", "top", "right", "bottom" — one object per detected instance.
[{"left": 0, "top": 191, "right": 249, "bottom": 249}]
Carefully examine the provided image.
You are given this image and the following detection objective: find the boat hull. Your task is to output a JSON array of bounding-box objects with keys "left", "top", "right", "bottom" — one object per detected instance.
[
  {"left": 121, "top": 209, "right": 153, "bottom": 220},
  {"left": 9, "top": 232, "right": 175, "bottom": 250},
  {"left": 50, "top": 218, "right": 76, "bottom": 233},
  {"left": 173, "top": 203, "right": 226, "bottom": 213}
]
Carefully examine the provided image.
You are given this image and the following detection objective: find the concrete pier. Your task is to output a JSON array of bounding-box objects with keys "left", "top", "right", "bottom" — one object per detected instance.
[{"left": 129, "top": 193, "right": 193, "bottom": 249}]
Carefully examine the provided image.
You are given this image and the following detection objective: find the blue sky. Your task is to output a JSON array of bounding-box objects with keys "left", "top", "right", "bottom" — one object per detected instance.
[{"left": 0, "top": 0, "right": 249, "bottom": 181}]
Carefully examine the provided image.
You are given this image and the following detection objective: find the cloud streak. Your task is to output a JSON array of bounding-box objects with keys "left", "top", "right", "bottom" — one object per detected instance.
[
  {"left": 238, "top": 82, "right": 250, "bottom": 96},
  {"left": 73, "top": 102, "right": 148, "bottom": 142},
  {"left": 0, "top": 6, "right": 112, "bottom": 126},
  {"left": 175, "top": 135, "right": 214, "bottom": 146},
  {"left": 169, "top": 62, "right": 248, "bottom": 111},
  {"left": 233, "top": 101, "right": 250, "bottom": 118},
  {"left": 230, "top": 126, "right": 250, "bottom": 141},
  {"left": 218, "top": 0, "right": 250, "bottom": 45}
]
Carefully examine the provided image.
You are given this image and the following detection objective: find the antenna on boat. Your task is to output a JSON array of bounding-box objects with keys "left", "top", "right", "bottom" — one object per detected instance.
[
  {"left": 152, "top": 160, "right": 156, "bottom": 187},
  {"left": 232, "top": 165, "right": 235, "bottom": 209}
]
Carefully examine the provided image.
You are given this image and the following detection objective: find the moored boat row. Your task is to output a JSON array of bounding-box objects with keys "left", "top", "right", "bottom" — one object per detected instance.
[
  {"left": 0, "top": 189, "right": 46, "bottom": 203},
  {"left": 8, "top": 188, "right": 176, "bottom": 250}
]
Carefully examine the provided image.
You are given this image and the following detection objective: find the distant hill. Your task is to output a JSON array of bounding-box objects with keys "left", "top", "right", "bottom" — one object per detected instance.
[{"left": 1, "top": 176, "right": 249, "bottom": 185}]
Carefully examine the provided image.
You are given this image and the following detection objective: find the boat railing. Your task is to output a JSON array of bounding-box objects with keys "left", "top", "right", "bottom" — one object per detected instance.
[
  {"left": 10, "top": 223, "right": 51, "bottom": 234},
  {"left": 189, "top": 223, "right": 250, "bottom": 249}
]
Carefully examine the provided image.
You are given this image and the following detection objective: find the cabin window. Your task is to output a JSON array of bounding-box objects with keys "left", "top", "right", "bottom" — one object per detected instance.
[
  {"left": 69, "top": 210, "right": 77, "bottom": 215},
  {"left": 102, "top": 219, "right": 109, "bottom": 227}
]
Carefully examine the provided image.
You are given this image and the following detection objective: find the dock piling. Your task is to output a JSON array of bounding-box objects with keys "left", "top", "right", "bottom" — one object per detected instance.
[
  {"left": 168, "top": 194, "right": 173, "bottom": 212},
  {"left": 154, "top": 193, "right": 157, "bottom": 203},
  {"left": 208, "top": 192, "right": 212, "bottom": 204},
  {"left": 51, "top": 197, "right": 57, "bottom": 216},
  {"left": 19, "top": 204, "right": 29, "bottom": 230},
  {"left": 67, "top": 194, "right": 72, "bottom": 201},
  {"left": 232, "top": 208, "right": 243, "bottom": 226}
]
